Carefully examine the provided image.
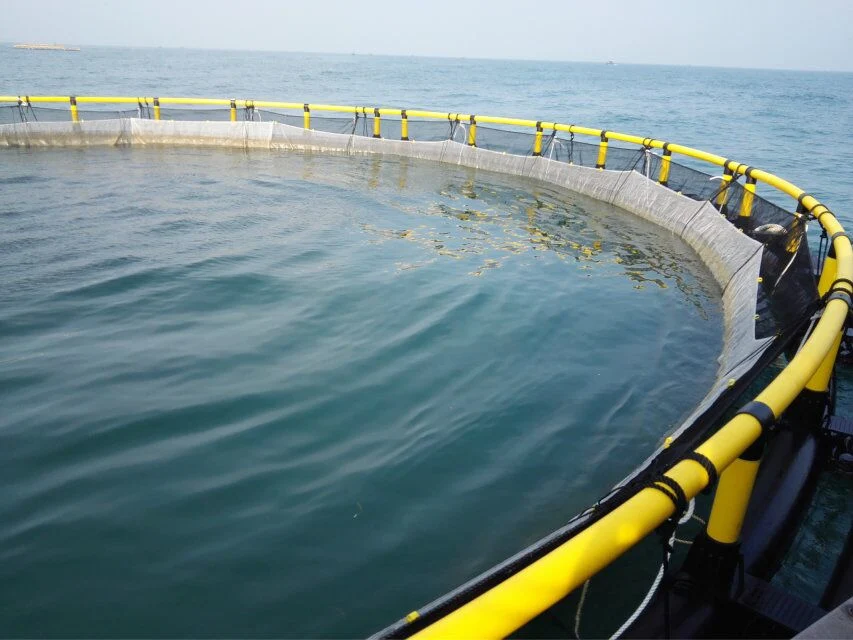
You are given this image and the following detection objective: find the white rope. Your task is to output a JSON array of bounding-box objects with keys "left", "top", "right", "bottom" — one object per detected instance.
[
  {"left": 574, "top": 579, "right": 590, "bottom": 639},
  {"left": 607, "top": 499, "right": 695, "bottom": 640},
  {"left": 452, "top": 122, "right": 467, "bottom": 144}
]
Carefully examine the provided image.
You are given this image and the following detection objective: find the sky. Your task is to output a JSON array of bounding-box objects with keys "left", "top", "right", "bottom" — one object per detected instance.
[{"left": 1, "top": 0, "right": 851, "bottom": 72}]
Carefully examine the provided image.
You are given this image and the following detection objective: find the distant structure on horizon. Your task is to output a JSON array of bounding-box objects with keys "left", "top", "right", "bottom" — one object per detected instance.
[{"left": 14, "top": 43, "right": 80, "bottom": 52}]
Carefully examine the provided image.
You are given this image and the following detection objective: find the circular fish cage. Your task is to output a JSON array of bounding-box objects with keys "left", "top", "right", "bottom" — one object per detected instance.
[{"left": 2, "top": 95, "right": 851, "bottom": 639}]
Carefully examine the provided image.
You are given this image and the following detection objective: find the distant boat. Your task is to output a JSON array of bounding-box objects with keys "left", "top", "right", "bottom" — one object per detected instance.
[
  {"left": 14, "top": 43, "right": 80, "bottom": 52},
  {"left": 605, "top": 60, "right": 616, "bottom": 65}
]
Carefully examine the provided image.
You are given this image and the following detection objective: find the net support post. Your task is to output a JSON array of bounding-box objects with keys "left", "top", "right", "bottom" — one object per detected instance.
[
  {"left": 467, "top": 115, "right": 477, "bottom": 147},
  {"left": 303, "top": 103, "right": 311, "bottom": 129},
  {"left": 230, "top": 99, "right": 237, "bottom": 122},
  {"left": 153, "top": 97, "right": 161, "bottom": 121},
  {"left": 373, "top": 108, "right": 381, "bottom": 138},
  {"left": 683, "top": 422, "right": 767, "bottom": 595},
  {"left": 401, "top": 109, "right": 409, "bottom": 141},
  {"left": 706, "top": 432, "right": 765, "bottom": 545},
  {"left": 533, "top": 122, "right": 543, "bottom": 156},
  {"left": 69, "top": 96, "right": 79, "bottom": 122},
  {"left": 658, "top": 143, "right": 672, "bottom": 186},
  {"left": 738, "top": 170, "right": 757, "bottom": 225},
  {"left": 595, "top": 131, "right": 608, "bottom": 169}
]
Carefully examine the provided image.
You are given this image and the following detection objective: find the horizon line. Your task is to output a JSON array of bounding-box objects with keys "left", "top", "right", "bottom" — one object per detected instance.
[{"left": 3, "top": 41, "right": 852, "bottom": 74}]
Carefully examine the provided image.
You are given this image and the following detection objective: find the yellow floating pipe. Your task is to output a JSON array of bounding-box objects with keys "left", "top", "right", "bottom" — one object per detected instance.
[
  {"left": 404, "top": 109, "right": 457, "bottom": 120},
  {"left": 410, "top": 304, "right": 851, "bottom": 640},
  {"left": 475, "top": 114, "right": 537, "bottom": 127},
  {"left": 809, "top": 250, "right": 843, "bottom": 394},
  {"left": 309, "top": 103, "right": 359, "bottom": 114},
  {"left": 75, "top": 96, "right": 143, "bottom": 104},
  {"left": 0, "top": 96, "right": 844, "bottom": 238},
  {"left": 0, "top": 96, "right": 820, "bottom": 191},
  {"left": 158, "top": 97, "right": 234, "bottom": 106},
  {"left": 807, "top": 331, "right": 844, "bottom": 394},
  {"left": 0, "top": 95, "right": 69, "bottom": 104},
  {"left": 409, "top": 206, "right": 852, "bottom": 640},
  {"left": 248, "top": 100, "right": 304, "bottom": 110},
  {"left": 410, "top": 416, "right": 756, "bottom": 640}
]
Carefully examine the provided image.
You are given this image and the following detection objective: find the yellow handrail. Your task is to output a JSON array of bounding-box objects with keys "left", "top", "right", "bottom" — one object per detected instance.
[
  {"left": 0, "top": 94, "right": 818, "bottom": 186},
  {"left": 2, "top": 94, "right": 848, "bottom": 638}
]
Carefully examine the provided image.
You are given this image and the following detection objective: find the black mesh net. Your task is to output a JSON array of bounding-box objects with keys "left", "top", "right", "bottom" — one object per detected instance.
[
  {"left": 474, "top": 124, "right": 538, "bottom": 154},
  {"left": 405, "top": 119, "right": 455, "bottom": 142},
  {"left": 157, "top": 107, "right": 232, "bottom": 121},
  {"left": 0, "top": 104, "right": 138, "bottom": 123},
  {"left": 548, "top": 136, "right": 601, "bottom": 167}
]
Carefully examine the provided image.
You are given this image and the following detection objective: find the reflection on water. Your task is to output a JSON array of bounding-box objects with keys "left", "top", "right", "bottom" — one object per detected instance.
[{"left": 347, "top": 159, "right": 717, "bottom": 318}]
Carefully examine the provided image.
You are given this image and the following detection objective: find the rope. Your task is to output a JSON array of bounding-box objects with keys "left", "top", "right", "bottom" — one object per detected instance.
[
  {"left": 607, "top": 499, "right": 695, "bottom": 639},
  {"left": 447, "top": 114, "right": 459, "bottom": 141},
  {"left": 574, "top": 579, "right": 590, "bottom": 639},
  {"left": 817, "top": 227, "right": 828, "bottom": 279},
  {"left": 453, "top": 122, "right": 467, "bottom": 145},
  {"left": 541, "top": 129, "right": 558, "bottom": 158}
]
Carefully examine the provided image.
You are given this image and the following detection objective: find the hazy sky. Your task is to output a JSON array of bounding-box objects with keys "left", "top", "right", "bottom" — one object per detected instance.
[{"left": 2, "top": 0, "right": 851, "bottom": 71}]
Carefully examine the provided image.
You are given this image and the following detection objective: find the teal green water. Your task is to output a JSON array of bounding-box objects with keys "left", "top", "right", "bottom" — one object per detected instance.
[{"left": 1, "top": 146, "right": 721, "bottom": 636}]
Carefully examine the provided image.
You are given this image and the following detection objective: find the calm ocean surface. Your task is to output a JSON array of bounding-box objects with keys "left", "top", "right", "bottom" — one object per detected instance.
[{"left": 1, "top": 47, "right": 852, "bottom": 637}]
